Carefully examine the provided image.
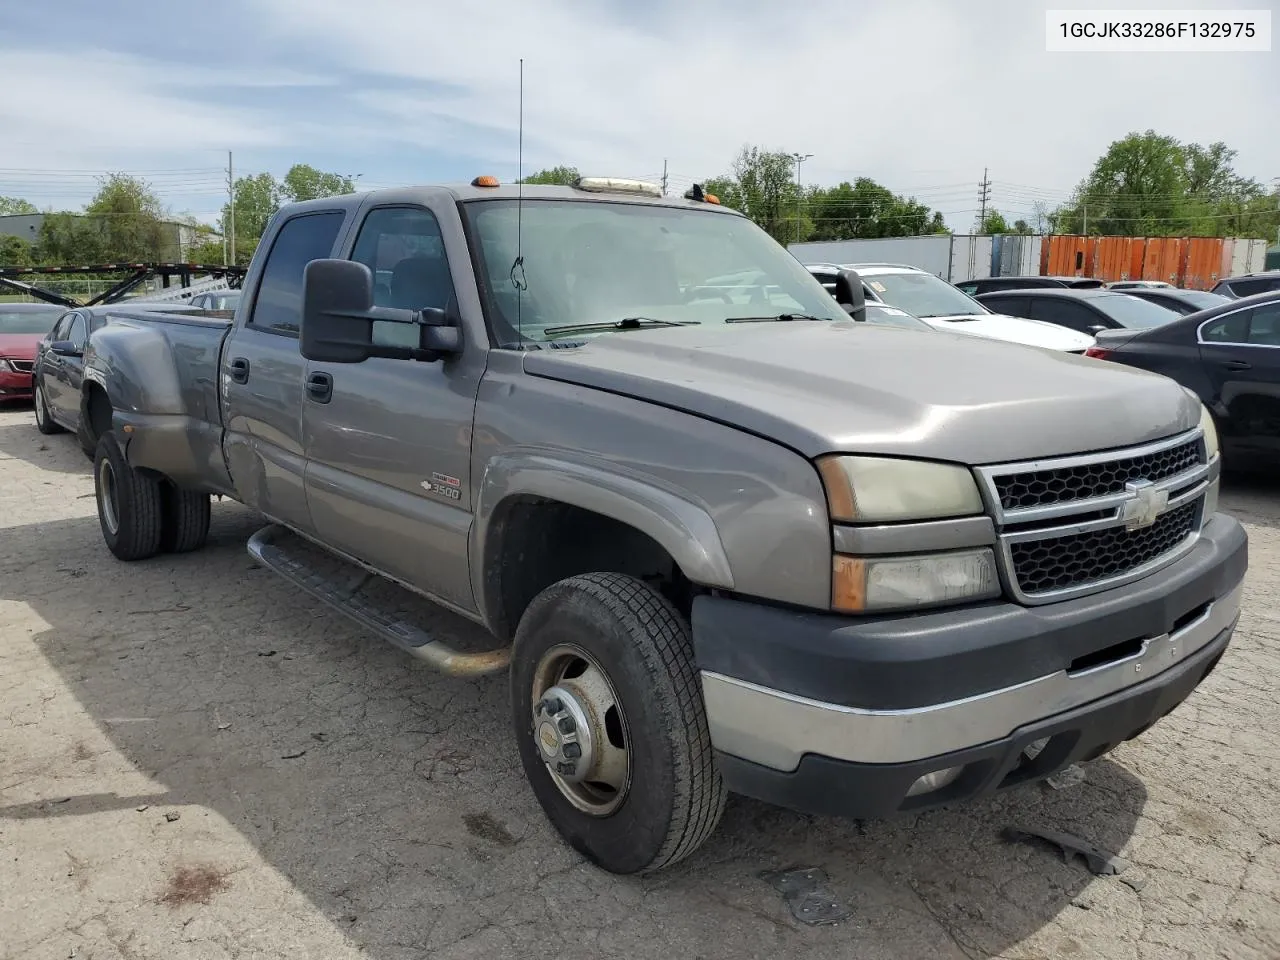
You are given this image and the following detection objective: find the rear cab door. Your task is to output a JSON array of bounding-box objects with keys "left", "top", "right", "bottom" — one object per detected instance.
[
  {"left": 220, "top": 206, "right": 353, "bottom": 535},
  {"left": 300, "top": 191, "right": 488, "bottom": 613}
]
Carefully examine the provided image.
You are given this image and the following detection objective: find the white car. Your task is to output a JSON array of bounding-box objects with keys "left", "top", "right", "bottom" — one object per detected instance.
[{"left": 805, "top": 263, "right": 1095, "bottom": 353}]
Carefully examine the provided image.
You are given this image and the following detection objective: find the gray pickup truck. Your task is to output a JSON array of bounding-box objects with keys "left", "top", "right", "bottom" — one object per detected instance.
[{"left": 80, "top": 177, "right": 1248, "bottom": 875}]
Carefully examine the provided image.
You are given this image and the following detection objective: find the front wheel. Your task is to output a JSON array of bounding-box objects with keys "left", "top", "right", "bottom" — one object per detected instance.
[
  {"left": 33, "top": 380, "right": 63, "bottom": 435},
  {"left": 510, "top": 572, "right": 726, "bottom": 875},
  {"left": 94, "top": 432, "right": 163, "bottom": 561}
]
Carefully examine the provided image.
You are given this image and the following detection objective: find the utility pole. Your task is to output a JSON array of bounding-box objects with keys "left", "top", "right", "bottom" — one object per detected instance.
[
  {"left": 1082, "top": 200, "right": 1088, "bottom": 236},
  {"left": 661, "top": 159, "right": 668, "bottom": 196},
  {"left": 790, "top": 152, "right": 812, "bottom": 243},
  {"left": 977, "top": 167, "right": 992, "bottom": 232},
  {"left": 227, "top": 150, "right": 235, "bottom": 267}
]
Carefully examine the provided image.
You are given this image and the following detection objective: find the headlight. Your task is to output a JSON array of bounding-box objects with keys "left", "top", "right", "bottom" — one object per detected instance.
[
  {"left": 816, "top": 455, "right": 984, "bottom": 523},
  {"left": 832, "top": 549, "right": 1000, "bottom": 612},
  {"left": 1199, "top": 404, "right": 1219, "bottom": 461},
  {"left": 0, "top": 358, "right": 14, "bottom": 372}
]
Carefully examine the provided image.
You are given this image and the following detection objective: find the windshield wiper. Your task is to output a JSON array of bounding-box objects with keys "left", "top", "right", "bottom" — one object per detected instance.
[
  {"left": 542, "top": 316, "right": 700, "bottom": 337},
  {"left": 724, "top": 313, "right": 827, "bottom": 323}
]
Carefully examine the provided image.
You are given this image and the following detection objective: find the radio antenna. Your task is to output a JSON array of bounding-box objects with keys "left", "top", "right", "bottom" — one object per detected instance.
[{"left": 510, "top": 57, "right": 527, "bottom": 339}]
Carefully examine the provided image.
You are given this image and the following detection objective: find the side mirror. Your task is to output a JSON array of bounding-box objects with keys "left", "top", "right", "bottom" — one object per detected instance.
[
  {"left": 1088, "top": 324, "right": 1107, "bottom": 333},
  {"left": 833, "top": 268, "right": 867, "bottom": 323},
  {"left": 300, "top": 258, "right": 462, "bottom": 364},
  {"left": 50, "top": 340, "right": 81, "bottom": 357}
]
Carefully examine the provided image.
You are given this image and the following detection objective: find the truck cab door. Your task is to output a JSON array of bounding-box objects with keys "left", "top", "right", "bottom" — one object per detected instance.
[
  {"left": 221, "top": 210, "right": 349, "bottom": 535},
  {"left": 1198, "top": 301, "right": 1280, "bottom": 460},
  {"left": 301, "top": 201, "right": 486, "bottom": 614}
]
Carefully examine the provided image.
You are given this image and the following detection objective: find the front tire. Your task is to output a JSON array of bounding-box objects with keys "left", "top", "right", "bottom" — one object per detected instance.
[
  {"left": 511, "top": 572, "right": 726, "bottom": 875},
  {"left": 94, "top": 432, "right": 163, "bottom": 561},
  {"left": 33, "top": 380, "right": 63, "bottom": 435}
]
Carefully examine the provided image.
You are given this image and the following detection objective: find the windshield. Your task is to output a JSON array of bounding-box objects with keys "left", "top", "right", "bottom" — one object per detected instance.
[
  {"left": 464, "top": 199, "right": 848, "bottom": 345},
  {"left": 0, "top": 309, "right": 61, "bottom": 334},
  {"left": 1093, "top": 293, "right": 1180, "bottom": 329},
  {"left": 862, "top": 303, "right": 933, "bottom": 331},
  {"left": 862, "top": 271, "right": 989, "bottom": 319}
]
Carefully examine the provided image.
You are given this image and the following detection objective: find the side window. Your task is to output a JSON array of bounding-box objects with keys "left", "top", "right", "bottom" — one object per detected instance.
[
  {"left": 350, "top": 206, "right": 456, "bottom": 350},
  {"left": 1247, "top": 304, "right": 1280, "bottom": 346},
  {"left": 988, "top": 295, "right": 1031, "bottom": 318},
  {"left": 1029, "top": 298, "right": 1097, "bottom": 332},
  {"left": 1230, "top": 278, "right": 1280, "bottom": 298},
  {"left": 956, "top": 281, "right": 980, "bottom": 295},
  {"left": 1200, "top": 312, "right": 1248, "bottom": 343},
  {"left": 247, "top": 211, "right": 346, "bottom": 336},
  {"left": 67, "top": 313, "right": 88, "bottom": 348}
]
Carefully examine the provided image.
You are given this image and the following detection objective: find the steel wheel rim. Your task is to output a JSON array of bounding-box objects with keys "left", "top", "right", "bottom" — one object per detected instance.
[
  {"left": 531, "top": 643, "right": 632, "bottom": 817},
  {"left": 34, "top": 384, "right": 45, "bottom": 427},
  {"left": 98, "top": 456, "right": 120, "bottom": 535}
]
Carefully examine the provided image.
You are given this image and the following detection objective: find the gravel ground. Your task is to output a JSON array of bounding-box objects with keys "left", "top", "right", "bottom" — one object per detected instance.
[{"left": 1, "top": 405, "right": 1278, "bottom": 960}]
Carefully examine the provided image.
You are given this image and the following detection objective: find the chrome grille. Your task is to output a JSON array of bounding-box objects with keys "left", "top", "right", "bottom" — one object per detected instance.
[
  {"left": 1010, "top": 502, "right": 1198, "bottom": 595},
  {"left": 976, "top": 429, "right": 1211, "bottom": 604},
  {"left": 993, "top": 438, "right": 1200, "bottom": 510}
]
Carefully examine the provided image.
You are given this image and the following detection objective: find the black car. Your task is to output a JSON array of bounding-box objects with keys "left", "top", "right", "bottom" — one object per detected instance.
[
  {"left": 33, "top": 303, "right": 204, "bottom": 444},
  {"left": 955, "top": 275, "right": 1104, "bottom": 296},
  {"left": 974, "top": 287, "right": 1179, "bottom": 334},
  {"left": 1210, "top": 272, "right": 1280, "bottom": 299},
  {"left": 1120, "top": 288, "right": 1231, "bottom": 316},
  {"left": 1086, "top": 290, "right": 1280, "bottom": 469}
]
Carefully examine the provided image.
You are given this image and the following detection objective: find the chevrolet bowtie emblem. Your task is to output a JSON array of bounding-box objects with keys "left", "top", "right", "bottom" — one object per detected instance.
[{"left": 1119, "top": 479, "right": 1168, "bottom": 530}]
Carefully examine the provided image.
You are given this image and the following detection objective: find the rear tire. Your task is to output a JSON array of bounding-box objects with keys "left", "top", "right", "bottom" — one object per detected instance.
[
  {"left": 33, "top": 381, "right": 63, "bottom": 435},
  {"left": 510, "top": 572, "right": 726, "bottom": 875},
  {"left": 94, "top": 432, "right": 163, "bottom": 561},
  {"left": 159, "top": 484, "right": 211, "bottom": 553}
]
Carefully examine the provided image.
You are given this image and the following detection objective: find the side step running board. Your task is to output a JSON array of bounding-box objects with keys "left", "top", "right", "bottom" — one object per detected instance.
[{"left": 247, "top": 524, "right": 510, "bottom": 677}]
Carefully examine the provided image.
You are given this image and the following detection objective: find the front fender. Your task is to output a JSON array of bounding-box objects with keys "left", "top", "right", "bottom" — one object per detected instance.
[{"left": 471, "top": 450, "right": 736, "bottom": 623}]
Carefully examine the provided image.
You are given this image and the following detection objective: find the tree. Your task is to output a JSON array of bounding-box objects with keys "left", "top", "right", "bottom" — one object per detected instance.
[
  {"left": 0, "top": 196, "right": 38, "bottom": 216},
  {"left": 702, "top": 147, "right": 805, "bottom": 243},
  {"left": 36, "top": 173, "right": 171, "bottom": 263},
  {"left": 0, "top": 234, "right": 33, "bottom": 265},
  {"left": 281, "top": 164, "right": 355, "bottom": 202},
  {"left": 520, "top": 166, "right": 580, "bottom": 186},
  {"left": 223, "top": 172, "right": 281, "bottom": 248},
  {"left": 1012, "top": 219, "right": 1033, "bottom": 235},
  {"left": 978, "top": 211, "right": 1011, "bottom": 234},
  {"left": 803, "top": 178, "right": 947, "bottom": 241}
]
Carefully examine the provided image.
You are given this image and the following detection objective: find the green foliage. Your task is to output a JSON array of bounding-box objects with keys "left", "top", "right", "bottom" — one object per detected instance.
[
  {"left": 0, "top": 234, "right": 34, "bottom": 265},
  {"left": 520, "top": 166, "right": 581, "bottom": 186},
  {"left": 1051, "top": 131, "right": 1278, "bottom": 239},
  {"left": 35, "top": 173, "right": 171, "bottom": 263},
  {"left": 704, "top": 147, "right": 951, "bottom": 243},
  {"left": 978, "top": 211, "right": 1010, "bottom": 234},
  {"left": 0, "top": 196, "right": 38, "bottom": 216},
  {"left": 1012, "top": 219, "right": 1033, "bottom": 235},
  {"left": 222, "top": 172, "right": 280, "bottom": 250},
  {"left": 281, "top": 164, "right": 355, "bottom": 202}
]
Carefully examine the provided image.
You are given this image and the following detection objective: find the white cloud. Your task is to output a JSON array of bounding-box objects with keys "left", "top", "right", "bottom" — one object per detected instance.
[{"left": 254, "top": 0, "right": 1279, "bottom": 224}]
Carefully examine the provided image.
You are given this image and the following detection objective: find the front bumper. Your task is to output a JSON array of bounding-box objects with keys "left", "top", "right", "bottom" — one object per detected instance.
[
  {"left": 692, "top": 512, "right": 1247, "bottom": 818},
  {"left": 0, "top": 368, "right": 33, "bottom": 399}
]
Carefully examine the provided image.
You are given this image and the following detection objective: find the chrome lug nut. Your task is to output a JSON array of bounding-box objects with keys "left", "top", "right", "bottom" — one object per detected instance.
[
  {"left": 563, "top": 742, "right": 582, "bottom": 760},
  {"left": 557, "top": 716, "right": 576, "bottom": 734}
]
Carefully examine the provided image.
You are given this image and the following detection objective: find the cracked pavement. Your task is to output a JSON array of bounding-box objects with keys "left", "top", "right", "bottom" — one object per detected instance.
[{"left": 1, "top": 407, "right": 1278, "bottom": 960}]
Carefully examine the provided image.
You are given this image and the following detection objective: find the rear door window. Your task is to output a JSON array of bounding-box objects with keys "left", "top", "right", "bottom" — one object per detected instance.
[
  {"left": 986, "top": 295, "right": 1031, "bottom": 318},
  {"left": 1029, "top": 298, "right": 1100, "bottom": 332},
  {"left": 1200, "top": 311, "right": 1249, "bottom": 343},
  {"left": 247, "top": 211, "right": 346, "bottom": 336}
]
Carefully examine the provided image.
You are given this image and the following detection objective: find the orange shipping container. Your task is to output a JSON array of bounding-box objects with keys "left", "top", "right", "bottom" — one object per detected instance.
[{"left": 1039, "top": 235, "right": 1226, "bottom": 289}]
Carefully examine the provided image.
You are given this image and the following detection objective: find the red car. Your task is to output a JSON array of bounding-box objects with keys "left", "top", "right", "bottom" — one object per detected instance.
[{"left": 0, "top": 303, "right": 65, "bottom": 402}]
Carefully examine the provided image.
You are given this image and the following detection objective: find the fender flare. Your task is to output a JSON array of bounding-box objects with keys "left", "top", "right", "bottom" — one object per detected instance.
[{"left": 471, "top": 451, "right": 735, "bottom": 624}]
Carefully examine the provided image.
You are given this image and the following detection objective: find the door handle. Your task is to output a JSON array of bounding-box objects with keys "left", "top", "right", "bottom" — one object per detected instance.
[
  {"left": 1222, "top": 360, "right": 1251, "bottom": 371},
  {"left": 228, "top": 356, "right": 250, "bottom": 383},
  {"left": 306, "top": 371, "right": 333, "bottom": 403}
]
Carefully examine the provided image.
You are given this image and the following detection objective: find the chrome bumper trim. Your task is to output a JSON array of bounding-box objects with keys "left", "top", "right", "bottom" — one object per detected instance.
[{"left": 701, "top": 582, "right": 1241, "bottom": 771}]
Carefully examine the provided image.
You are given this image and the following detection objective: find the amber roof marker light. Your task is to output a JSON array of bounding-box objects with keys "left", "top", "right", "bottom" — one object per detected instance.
[{"left": 471, "top": 175, "right": 500, "bottom": 187}]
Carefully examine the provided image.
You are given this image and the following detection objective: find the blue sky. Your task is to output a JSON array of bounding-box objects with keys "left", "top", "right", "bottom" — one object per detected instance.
[{"left": 1, "top": 0, "right": 1275, "bottom": 231}]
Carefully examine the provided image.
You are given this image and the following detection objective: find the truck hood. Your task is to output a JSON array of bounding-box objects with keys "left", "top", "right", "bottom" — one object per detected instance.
[
  {"left": 0, "top": 333, "right": 41, "bottom": 360},
  {"left": 920, "top": 313, "right": 1095, "bottom": 352},
  {"left": 522, "top": 322, "right": 1199, "bottom": 464}
]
